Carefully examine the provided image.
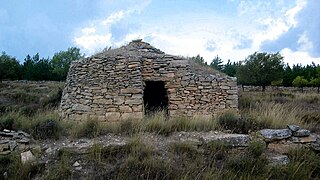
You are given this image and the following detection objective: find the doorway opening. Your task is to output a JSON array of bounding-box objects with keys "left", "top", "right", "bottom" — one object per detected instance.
[{"left": 143, "top": 81, "right": 168, "bottom": 116}]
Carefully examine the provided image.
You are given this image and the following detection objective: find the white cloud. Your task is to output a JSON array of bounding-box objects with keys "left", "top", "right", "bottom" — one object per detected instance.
[
  {"left": 285, "top": 0, "right": 307, "bottom": 27},
  {"left": 252, "top": 0, "right": 306, "bottom": 49},
  {"left": 72, "top": 0, "right": 317, "bottom": 66},
  {"left": 281, "top": 48, "right": 320, "bottom": 65},
  {"left": 101, "top": 10, "right": 125, "bottom": 26},
  {"left": 297, "top": 31, "right": 313, "bottom": 52},
  {"left": 81, "top": 27, "right": 96, "bottom": 35},
  {"left": 73, "top": 0, "right": 151, "bottom": 55},
  {"left": 74, "top": 34, "right": 112, "bottom": 54}
]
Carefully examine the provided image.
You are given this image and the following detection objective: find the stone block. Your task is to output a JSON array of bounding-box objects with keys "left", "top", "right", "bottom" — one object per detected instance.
[
  {"left": 105, "top": 112, "right": 121, "bottom": 121},
  {"left": 121, "top": 112, "right": 143, "bottom": 120},
  {"left": 292, "top": 129, "right": 310, "bottom": 137},
  {"left": 121, "top": 88, "right": 142, "bottom": 94},
  {"left": 287, "top": 124, "right": 300, "bottom": 132},
  {"left": 291, "top": 135, "right": 316, "bottom": 143},
  {"left": 200, "top": 134, "right": 249, "bottom": 147},
  {"left": 125, "top": 99, "right": 142, "bottom": 105},
  {"left": 114, "top": 96, "right": 125, "bottom": 105},
  {"left": 260, "top": 129, "right": 292, "bottom": 142},
  {"left": 93, "top": 99, "right": 113, "bottom": 105},
  {"left": 132, "top": 105, "right": 143, "bottom": 112},
  {"left": 72, "top": 104, "right": 91, "bottom": 111},
  {"left": 119, "top": 106, "right": 132, "bottom": 113},
  {"left": 220, "top": 86, "right": 230, "bottom": 90}
]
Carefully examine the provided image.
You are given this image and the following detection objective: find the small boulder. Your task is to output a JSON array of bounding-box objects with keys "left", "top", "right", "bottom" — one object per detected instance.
[
  {"left": 73, "top": 161, "right": 80, "bottom": 167},
  {"left": 260, "top": 129, "right": 292, "bottom": 142},
  {"left": 287, "top": 124, "right": 300, "bottom": 132},
  {"left": 0, "top": 143, "right": 9, "bottom": 152},
  {"left": 268, "top": 155, "right": 289, "bottom": 166},
  {"left": 21, "top": 150, "right": 36, "bottom": 164},
  {"left": 291, "top": 135, "right": 317, "bottom": 143},
  {"left": 8, "top": 141, "right": 17, "bottom": 151},
  {"left": 292, "top": 129, "right": 310, "bottom": 137},
  {"left": 311, "top": 143, "right": 320, "bottom": 151},
  {"left": 200, "top": 134, "right": 249, "bottom": 147}
]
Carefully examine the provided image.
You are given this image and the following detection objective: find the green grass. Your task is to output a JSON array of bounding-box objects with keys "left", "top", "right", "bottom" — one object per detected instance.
[
  {"left": 0, "top": 152, "right": 43, "bottom": 180},
  {"left": 1, "top": 81, "right": 320, "bottom": 179},
  {"left": 44, "top": 148, "right": 73, "bottom": 180},
  {"left": 0, "top": 110, "right": 68, "bottom": 139}
]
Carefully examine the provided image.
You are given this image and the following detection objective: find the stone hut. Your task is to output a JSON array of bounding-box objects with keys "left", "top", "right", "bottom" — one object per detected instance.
[{"left": 60, "top": 40, "right": 238, "bottom": 122}]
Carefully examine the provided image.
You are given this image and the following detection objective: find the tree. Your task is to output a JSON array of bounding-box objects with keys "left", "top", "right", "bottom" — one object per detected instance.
[
  {"left": 222, "top": 60, "right": 238, "bottom": 77},
  {"left": 210, "top": 55, "right": 223, "bottom": 71},
  {"left": 0, "top": 52, "right": 21, "bottom": 82},
  {"left": 21, "top": 54, "right": 34, "bottom": 80},
  {"left": 292, "top": 76, "right": 309, "bottom": 92},
  {"left": 236, "top": 52, "right": 284, "bottom": 91},
  {"left": 191, "top": 54, "right": 207, "bottom": 66},
  {"left": 33, "top": 57, "right": 53, "bottom": 80},
  {"left": 51, "top": 47, "right": 83, "bottom": 81},
  {"left": 310, "top": 78, "right": 320, "bottom": 93}
]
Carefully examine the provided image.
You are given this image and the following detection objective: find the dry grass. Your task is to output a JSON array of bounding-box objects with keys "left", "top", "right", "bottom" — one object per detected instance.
[
  {"left": 247, "top": 102, "right": 306, "bottom": 128},
  {"left": 239, "top": 91, "right": 320, "bottom": 130}
]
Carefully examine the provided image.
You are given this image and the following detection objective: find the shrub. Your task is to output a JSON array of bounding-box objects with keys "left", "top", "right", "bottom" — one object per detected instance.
[
  {"left": 217, "top": 110, "right": 256, "bottom": 133},
  {"left": 45, "top": 149, "right": 73, "bottom": 180},
  {"left": 0, "top": 116, "right": 14, "bottom": 130},
  {"left": 226, "top": 152, "right": 268, "bottom": 177},
  {"left": 33, "top": 119, "right": 62, "bottom": 139},
  {"left": 169, "top": 141, "right": 199, "bottom": 158},
  {"left": 0, "top": 153, "right": 43, "bottom": 180},
  {"left": 247, "top": 140, "right": 266, "bottom": 158},
  {"left": 74, "top": 118, "right": 101, "bottom": 138},
  {"left": 269, "top": 148, "right": 320, "bottom": 179}
]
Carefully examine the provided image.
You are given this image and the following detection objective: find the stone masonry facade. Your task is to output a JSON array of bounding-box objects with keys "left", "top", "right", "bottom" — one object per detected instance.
[{"left": 60, "top": 40, "right": 238, "bottom": 122}]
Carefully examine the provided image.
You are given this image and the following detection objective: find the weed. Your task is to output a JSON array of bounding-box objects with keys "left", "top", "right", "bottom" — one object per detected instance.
[
  {"left": 169, "top": 141, "right": 198, "bottom": 158},
  {"left": 45, "top": 148, "right": 73, "bottom": 180},
  {"left": 0, "top": 153, "right": 42, "bottom": 180},
  {"left": 268, "top": 148, "right": 320, "bottom": 179},
  {"left": 226, "top": 152, "right": 268, "bottom": 177},
  {"left": 73, "top": 118, "right": 102, "bottom": 138},
  {"left": 117, "top": 155, "right": 173, "bottom": 180},
  {"left": 247, "top": 140, "right": 266, "bottom": 158},
  {"left": 0, "top": 110, "right": 66, "bottom": 139},
  {"left": 217, "top": 110, "right": 255, "bottom": 133}
]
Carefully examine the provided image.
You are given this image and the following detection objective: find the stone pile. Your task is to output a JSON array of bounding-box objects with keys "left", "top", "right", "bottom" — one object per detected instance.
[
  {"left": 260, "top": 125, "right": 320, "bottom": 165},
  {"left": 60, "top": 40, "right": 238, "bottom": 122},
  {"left": 0, "top": 129, "right": 31, "bottom": 155},
  {"left": 260, "top": 125, "right": 318, "bottom": 146}
]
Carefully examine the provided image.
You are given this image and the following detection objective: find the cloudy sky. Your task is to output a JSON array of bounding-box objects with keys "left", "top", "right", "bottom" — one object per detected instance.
[{"left": 0, "top": 0, "right": 319, "bottom": 65}]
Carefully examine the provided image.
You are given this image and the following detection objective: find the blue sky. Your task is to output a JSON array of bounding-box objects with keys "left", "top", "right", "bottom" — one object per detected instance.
[{"left": 0, "top": 0, "right": 319, "bottom": 65}]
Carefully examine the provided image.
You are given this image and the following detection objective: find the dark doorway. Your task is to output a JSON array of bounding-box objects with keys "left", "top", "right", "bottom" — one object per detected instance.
[{"left": 143, "top": 81, "right": 168, "bottom": 116}]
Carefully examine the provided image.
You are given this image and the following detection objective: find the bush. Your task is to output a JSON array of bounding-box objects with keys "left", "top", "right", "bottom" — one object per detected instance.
[
  {"left": 74, "top": 118, "right": 102, "bottom": 138},
  {"left": 0, "top": 153, "right": 43, "bottom": 180},
  {"left": 247, "top": 140, "right": 266, "bottom": 158},
  {"left": 169, "top": 141, "right": 199, "bottom": 158},
  {"left": 226, "top": 152, "right": 268, "bottom": 177},
  {"left": 217, "top": 110, "right": 256, "bottom": 133},
  {"left": 45, "top": 148, "right": 73, "bottom": 180},
  {"left": 33, "top": 119, "right": 62, "bottom": 139},
  {"left": 269, "top": 148, "right": 320, "bottom": 179},
  {"left": 0, "top": 117, "right": 14, "bottom": 130}
]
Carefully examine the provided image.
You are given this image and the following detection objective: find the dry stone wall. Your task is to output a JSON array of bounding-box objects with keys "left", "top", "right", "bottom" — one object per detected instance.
[{"left": 60, "top": 40, "right": 238, "bottom": 122}]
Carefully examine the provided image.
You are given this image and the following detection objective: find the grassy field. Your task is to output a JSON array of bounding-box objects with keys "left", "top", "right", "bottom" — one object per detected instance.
[{"left": 1, "top": 81, "right": 320, "bottom": 179}]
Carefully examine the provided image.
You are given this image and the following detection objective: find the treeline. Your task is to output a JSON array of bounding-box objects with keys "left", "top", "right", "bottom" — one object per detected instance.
[
  {"left": 191, "top": 52, "right": 320, "bottom": 91},
  {"left": 1, "top": 48, "right": 319, "bottom": 91},
  {"left": 0, "top": 47, "right": 83, "bottom": 81}
]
